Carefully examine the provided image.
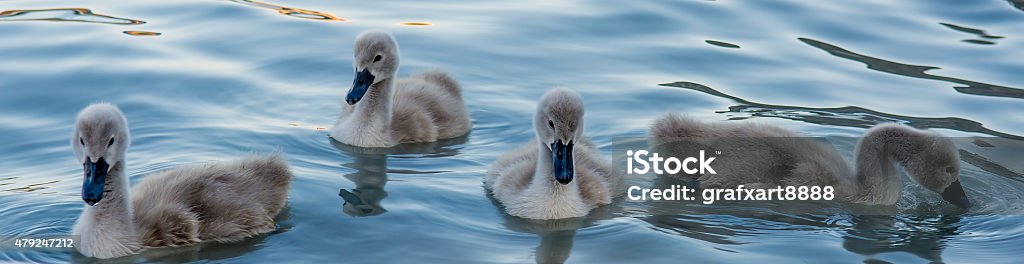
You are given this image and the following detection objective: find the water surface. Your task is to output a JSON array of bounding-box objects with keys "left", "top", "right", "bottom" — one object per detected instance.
[{"left": 2, "top": 0, "right": 1023, "bottom": 263}]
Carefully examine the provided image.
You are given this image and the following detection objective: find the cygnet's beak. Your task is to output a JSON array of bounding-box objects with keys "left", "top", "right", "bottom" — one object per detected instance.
[
  {"left": 550, "top": 139, "right": 574, "bottom": 185},
  {"left": 346, "top": 68, "right": 375, "bottom": 105},
  {"left": 82, "top": 157, "right": 110, "bottom": 206},
  {"left": 941, "top": 180, "right": 971, "bottom": 209}
]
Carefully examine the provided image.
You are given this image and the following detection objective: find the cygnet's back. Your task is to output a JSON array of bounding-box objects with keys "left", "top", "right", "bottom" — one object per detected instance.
[{"left": 132, "top": 154, "right": 292, "bottom": 246}]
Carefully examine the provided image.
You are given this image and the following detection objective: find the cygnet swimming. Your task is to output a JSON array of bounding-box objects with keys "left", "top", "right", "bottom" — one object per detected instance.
[
  {"left": 649, "top": 113, "right": 969, "bottom": 208},
  {"left": 485, "top": 88, "right": 623, "bottom": 220},
  {"left": 70, "top": 103, "right": 293, "bottom": 259},
  {"left": 330, "top": 30, "right": 472, "bottom": 148}
]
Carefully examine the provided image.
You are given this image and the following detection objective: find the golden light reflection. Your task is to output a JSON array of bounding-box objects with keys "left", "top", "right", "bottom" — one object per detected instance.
[
  {"left": 123, "top": 30, "right": 161, "bottom": 36},
  {"left": 0, "top": 8, "right": 146, "bottom": 25},
  {"left": 230, "top": 0, "right": 345, "bottom": 21},
  {"left": 400, "top": 22, "right": 433, "bottom": 26}
]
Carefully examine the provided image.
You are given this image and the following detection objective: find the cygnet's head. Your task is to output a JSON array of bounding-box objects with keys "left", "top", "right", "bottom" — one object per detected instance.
[
  {"left": 534, "top": 88, "right": 585, "bottom": 185},
  {"left": 346, "top": 30, "right": 400, "bottom": 105},
  {"left": 902, "top": 132, "right": 968, "bottom": 208},
  {"left": 71, "top": 103, "right": 130, "bottom": 206}
]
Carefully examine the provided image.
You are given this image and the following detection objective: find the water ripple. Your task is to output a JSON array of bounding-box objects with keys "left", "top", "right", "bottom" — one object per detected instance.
[
  {"left": 939, "top": 22, "right": 1004, "bottom": 45},
  {"left": 1009, "top": 0, "right": 1024, "bottom": 12},
  {"left": 229, "top": 0, "right": 345, "bottom": 21},
  {"left": 659, "top": 81, "right": 1024, "bottom": 140},
  {"left": 959, "top": 149, "right": 1024, "bottom": 183},
  {"left": 841, "top": 214, "right": 964, "bottom": 263},
  {"left": 0, "top": 8, "right": 144, "bottom": 25},
  {"left": 939, "top": 22, "right": 1004, "bottom": 39},
  {"left": 1, "top": 0, "right": 1022, "bottom": 262},
  {"left": 798, "top": 37, "right": 1024, "bottom": 100},
  {"left": 705, "top": 40, "right": 740, "bottom": 49},
  {"left": 2, "top": 180, "right": 60, "bottom": 193}
]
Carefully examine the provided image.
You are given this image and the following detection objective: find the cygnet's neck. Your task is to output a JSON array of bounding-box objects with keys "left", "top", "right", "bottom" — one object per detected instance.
[
  {"left": 851, "top": 126, "right": 920, "bottom": 204},
  {"left": 350, "top": 77, "right": 396, "bottom": 130},
  {"left": 75, "top": 160, "right": 138, "bottom": 244}
]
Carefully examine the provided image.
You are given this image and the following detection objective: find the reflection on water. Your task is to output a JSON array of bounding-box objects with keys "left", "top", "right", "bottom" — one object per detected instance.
[
  {"left": 0, "top": 177, "right": 15, "bottom": 188},
  {"left": 962, "top": 39, "right": 995, "bottom": 45},
  {"left": 957, "top": 137, "right": 1024, "bottom": 184},
  {"left": 2, "top": 0, "right": 1023, "bottom": 262},
  {"left": 634, "top": 158, "right": 970, "bottom": 263},
  {"left": 328, "top": 135, "right": 470, "bottom": 217},
  {"left": 939, "top": 22, "right": 1004, "bottom": 45},
  {"left": 229, "top": 0, "right": 345, "bottom": 21},
  {"left": 0, "top": 8, "right": 145, "bottom": 25},
  {"left": 632, "top": 158, "right": 967, "bottom": 263},
  {"left": 399, "top": 22, "right": 433, "bottom": 27},
  {"left": 960, "top": 149, "right": 1024, "bottom": 183},
  {"left": 642, "top": 214, "right": 749, "bottom": 246},
  {"left": 1009, "top": 0, "right": 1024, "bottom": 12},
  {"left": 798, "top": 38, "right": 1024, "bottom": 100},
  {"left": 123, "top": 31, "right": 161, "bottom": 36},
  {"left": 705, "top": 40, "right": 739, "bottom": 49},
  {"left": 2, "top": 180, "right": 58, "bottom": 193},
  {"left": 842, "top": 214, "right": 962, "bottom": 263},
  {"left": 491, "top": 197, "right": 617, "bottom": 263},
  {"left": 659, "top": 81, "right": 1024, "bottom": 140},
  {"left": 330, "top": 133, "right": 469, "bottom": 158},
  {"left": 335, "top": 149, "right": 389, "bottom": 217}
]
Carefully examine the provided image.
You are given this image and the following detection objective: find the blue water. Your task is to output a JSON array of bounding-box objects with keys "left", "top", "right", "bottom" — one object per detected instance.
[{"left": 2, "top": 0, "right": 1024, "bottom": 263}]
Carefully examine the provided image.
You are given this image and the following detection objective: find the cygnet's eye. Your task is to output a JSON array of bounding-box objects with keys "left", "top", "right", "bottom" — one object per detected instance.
[
  {"left": 945, "top": 166, "right": 956, "bottom": 174},
  {"left": 548, "top": 120, "right": 555, "bottom": 129},
  {"left": 373, "top": 54, "right": 382, "bottom": 63},
  {"left": 108, "top": 137, "right": 115, "bottom": 147},
  {"left": 80, "top": 137, "right": 85, "bottom": 146}
]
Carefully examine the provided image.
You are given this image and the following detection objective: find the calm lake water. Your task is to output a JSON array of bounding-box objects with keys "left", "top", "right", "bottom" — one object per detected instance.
[{"left": 2, "top": 0, "right": 1024, "bottom": 263}]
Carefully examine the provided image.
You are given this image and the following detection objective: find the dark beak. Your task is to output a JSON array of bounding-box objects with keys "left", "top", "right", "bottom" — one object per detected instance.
[
  {"left": 82, "top": 157, "right": 109, "bottom": 206},
  {"left": 941, "top": 180, "right": 970, "bottom": 209},
  {"left": 550, "top": 140, "right": 574, "bottom": 185},
  {"left": 346, "top": 68, "right": 375, "bottom": 105}
]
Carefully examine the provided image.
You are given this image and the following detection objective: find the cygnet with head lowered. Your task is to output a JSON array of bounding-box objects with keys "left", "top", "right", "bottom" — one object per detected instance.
[{"left": 649, "top": 113, "right": 969, "bottom": 208}]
